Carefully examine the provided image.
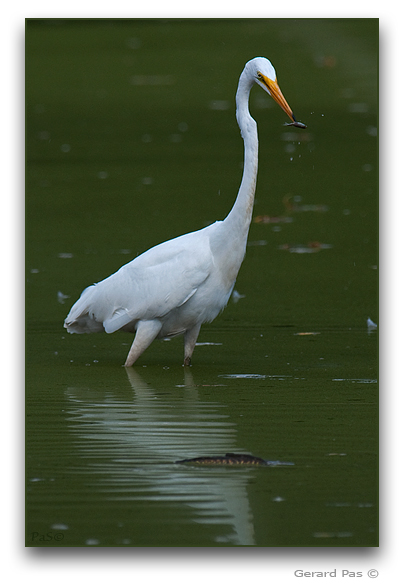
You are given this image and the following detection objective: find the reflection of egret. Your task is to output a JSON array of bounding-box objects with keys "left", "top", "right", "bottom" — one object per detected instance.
[
  {"left": 65, "top": 369, "right": 256, "bottom": 545},
  {"left": 64, "top": 57, "right": 304, "bottom": 366}
]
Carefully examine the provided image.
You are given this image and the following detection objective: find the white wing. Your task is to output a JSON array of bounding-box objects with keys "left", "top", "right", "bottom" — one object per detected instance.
[{"left": 64, "top": 225, "right": 217, "bottom": 334}]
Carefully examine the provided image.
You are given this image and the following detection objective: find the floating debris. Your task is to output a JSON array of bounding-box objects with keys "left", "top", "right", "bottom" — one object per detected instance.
[
  {"left": 57, "top": 291, "right": 70, "bottom": 304},
  {"left": 313, "top": 532, "right": 353, "bottom": 539},
  {"left": 58, "top": 252, "right": 74, "bottom": 259},
  {"left": 332, "top": 378, "right": 377, "bottom": 384},
  {"left": 367, "top": 317, "right": 377, "bottom": 331},
  {"left": 219, "top": 374, "right": 292, "bottom": 380},
  {"left": 283, "top": 195, "right": 329, "bottom": 213},
  {"left": 278, "top": 242, "right": 332, "bottom": 254},
  {"left": 85, "top": 538, "right": 100, "bottom": 546},
  {"left": 175, "top": 453, "right": 294, "bottom": 467},
  {"left": 232, "top": 289, "right": 246, "bottom": 303},
  {"left": 294, "top": 332, "right": 321, "bottom": 336},
  {"left": 253, "top": 215, "right": 293, "bottom": 224}
]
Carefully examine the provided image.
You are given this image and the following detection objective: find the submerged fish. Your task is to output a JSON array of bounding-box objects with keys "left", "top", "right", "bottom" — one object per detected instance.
[{"left": 175, "top": 453, "right": 294, "bottom": 467}]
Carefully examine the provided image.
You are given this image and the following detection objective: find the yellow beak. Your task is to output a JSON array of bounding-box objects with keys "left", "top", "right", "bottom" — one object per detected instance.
[{"left": 261, "top": 75, "right": 295, "bottom": 122}]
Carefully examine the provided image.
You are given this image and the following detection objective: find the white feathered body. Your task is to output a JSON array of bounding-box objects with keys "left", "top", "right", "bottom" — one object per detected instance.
[
  {"left": 64, "top": 57, "right": 294, "bottom": 365},
  {"left": 64, "top": 217, "right": 247, "bottom": 339}
]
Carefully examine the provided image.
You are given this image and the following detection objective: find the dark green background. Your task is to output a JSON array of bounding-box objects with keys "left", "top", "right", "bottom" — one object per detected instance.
[{"left": 26, "top": 18, "right": 378, "bottom": 547}]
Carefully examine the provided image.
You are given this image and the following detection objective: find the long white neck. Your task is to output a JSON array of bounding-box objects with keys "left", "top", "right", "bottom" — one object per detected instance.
[{"left": 223, "top": 70, "right": 258, "bottom": 243}]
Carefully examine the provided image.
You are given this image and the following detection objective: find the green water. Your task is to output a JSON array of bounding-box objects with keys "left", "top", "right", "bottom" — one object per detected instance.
[{"left": 26, "top": 18, "right": 378, "bottom": 547}]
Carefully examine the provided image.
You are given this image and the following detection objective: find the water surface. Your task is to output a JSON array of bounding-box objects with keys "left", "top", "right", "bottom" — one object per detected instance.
[{"left": 26, "top": 18, "right": 378, "bottom": 547}]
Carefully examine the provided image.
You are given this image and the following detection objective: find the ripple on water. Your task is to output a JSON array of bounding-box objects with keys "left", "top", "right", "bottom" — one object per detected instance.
[{"left": 219, "top": 374, "right": 292, "bottom": 380}]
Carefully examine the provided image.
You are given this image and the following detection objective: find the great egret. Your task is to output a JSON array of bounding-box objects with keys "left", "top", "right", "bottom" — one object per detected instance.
[{"left": 64, "top": 57, "right": 305, "bottom": 366}]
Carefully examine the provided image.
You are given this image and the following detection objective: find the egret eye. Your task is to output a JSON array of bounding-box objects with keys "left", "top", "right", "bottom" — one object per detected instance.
[{"left": 257, "top": 73, "right": 263, "bottom": 81}]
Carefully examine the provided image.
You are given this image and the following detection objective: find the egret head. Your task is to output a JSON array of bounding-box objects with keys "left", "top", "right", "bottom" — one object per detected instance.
[{"left": 246, "top": 57, "right": 296, "bottom": 123}]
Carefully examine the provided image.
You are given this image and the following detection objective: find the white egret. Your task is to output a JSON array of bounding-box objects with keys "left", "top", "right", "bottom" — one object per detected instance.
[{"left": 64, "top": 57, "right": 305, "bottom": 366}]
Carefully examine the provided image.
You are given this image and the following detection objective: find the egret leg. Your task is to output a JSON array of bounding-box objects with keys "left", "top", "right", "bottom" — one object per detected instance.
[
  {"left": 183, "top": 323, "right": 201, "bottom": 366},
  {"left": 124, "top": 320, "right": 162, "bottom": 367}
]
